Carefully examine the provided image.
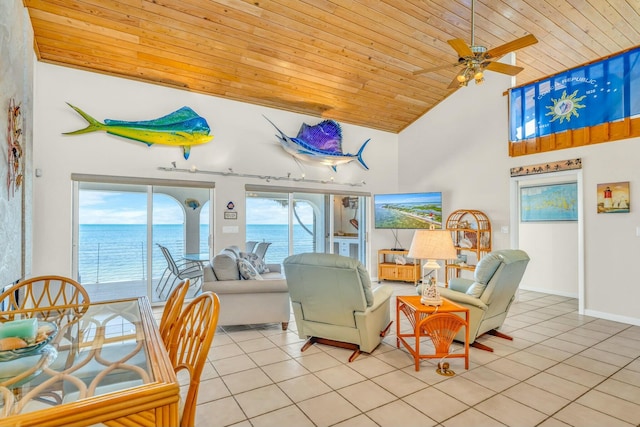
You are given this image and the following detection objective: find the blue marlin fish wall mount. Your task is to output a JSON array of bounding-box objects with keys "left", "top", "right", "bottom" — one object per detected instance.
[
  {"left": 63, "top": 103, "right": 213, "bottom": 159},
  {"left": 264, "top": 116, "right": 370, "bottom": 171}
]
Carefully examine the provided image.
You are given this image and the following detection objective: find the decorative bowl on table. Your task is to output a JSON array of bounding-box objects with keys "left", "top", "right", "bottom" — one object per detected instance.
[{"left": 0, "top": 321, "right": 58, "bottom": 362}]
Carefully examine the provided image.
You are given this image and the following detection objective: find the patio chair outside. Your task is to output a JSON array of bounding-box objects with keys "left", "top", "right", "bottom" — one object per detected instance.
[
  {"left": 245, "top": 241, "right": 258, "bottom": 252},
  {"left": 254, "top": 242, "right": 271, "bottom": 260},
  {"left": 156, "top": 244, "right": 203, "bottom": 300}
]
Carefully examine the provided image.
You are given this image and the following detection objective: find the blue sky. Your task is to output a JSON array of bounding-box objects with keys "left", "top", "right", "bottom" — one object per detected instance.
[{"left": 79, "top": 191, "right": 313, "bottom": 225}]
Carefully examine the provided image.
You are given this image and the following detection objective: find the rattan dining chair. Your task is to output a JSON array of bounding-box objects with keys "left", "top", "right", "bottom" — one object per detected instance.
[
  {"left": 167, "top": 291, "right": 220, "bottom": 427},
  {"left": 0, "top": 275, "right": 90, "bottom": 406},
  {"left": 0, "top": 275, "right": 90, "bottom": 322},
  {"left": 159, "top": 279, "right": 190, "bottom": 347}
]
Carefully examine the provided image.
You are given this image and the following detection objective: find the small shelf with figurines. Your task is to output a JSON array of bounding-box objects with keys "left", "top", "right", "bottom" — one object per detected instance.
[{"left": 444, "top": 209, "right": 492, "bottom": 284}]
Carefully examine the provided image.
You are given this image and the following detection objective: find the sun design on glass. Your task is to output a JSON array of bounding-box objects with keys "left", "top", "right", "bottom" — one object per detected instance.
[{"left": 545, "top": 90, "right": 586, "bottom": 124}]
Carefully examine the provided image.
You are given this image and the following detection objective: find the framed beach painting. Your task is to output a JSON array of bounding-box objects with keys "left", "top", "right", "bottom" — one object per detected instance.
[
  {"left": 597, "top": 181, "right": 630, "bottom": 214},
  {"left": 520, "top": 182, "right": 578, "bottom": 222}
]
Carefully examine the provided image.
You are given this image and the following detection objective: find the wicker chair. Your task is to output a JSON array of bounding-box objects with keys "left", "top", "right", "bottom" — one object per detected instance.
[
  {"left": 0, "top": 275, "right": 90, "bottom": 322},
  {"left": 0, "top": 275, "right": 89, "bottom": 406},
  {"left": 166, "top": 291, "right": 220, "bottom": 427},
  {"left": 159, "top": 279, "right": 190, "bottom": 347}
]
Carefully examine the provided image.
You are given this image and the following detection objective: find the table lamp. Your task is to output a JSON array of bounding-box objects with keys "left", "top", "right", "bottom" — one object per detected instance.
[{"left": 407, "top": 228, "right": 457, "bottom": 306}]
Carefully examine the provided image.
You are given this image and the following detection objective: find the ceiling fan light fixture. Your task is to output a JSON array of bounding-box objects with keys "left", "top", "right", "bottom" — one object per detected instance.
[{"left": 415, "top": 0, "right": 537, "bottom": 92}]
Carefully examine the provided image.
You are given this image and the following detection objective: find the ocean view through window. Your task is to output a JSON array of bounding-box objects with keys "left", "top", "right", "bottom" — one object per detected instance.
[
  {"left": 74, "top": 177, "right": 213, "bottom": 302},
  {"left": 78, "top": 223, "right": 312, "bottom": 283}
]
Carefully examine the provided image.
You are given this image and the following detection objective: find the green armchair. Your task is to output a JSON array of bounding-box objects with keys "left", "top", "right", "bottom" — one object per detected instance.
[
  {"left": 283, "top": 253, "right": 393, "bottom": 362},
  {"left": 421, "top": 249, "right": 530, "bottom": 352}
]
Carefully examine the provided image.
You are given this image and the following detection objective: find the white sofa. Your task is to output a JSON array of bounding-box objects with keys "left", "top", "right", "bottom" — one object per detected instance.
[{"left": 201, "top": 246, "right": 291, "bottom": 330}]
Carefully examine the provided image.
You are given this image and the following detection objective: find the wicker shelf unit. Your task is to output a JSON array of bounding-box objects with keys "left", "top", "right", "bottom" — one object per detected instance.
[{"left": 445, "top": 209, "right": 492, "bottom": 284}]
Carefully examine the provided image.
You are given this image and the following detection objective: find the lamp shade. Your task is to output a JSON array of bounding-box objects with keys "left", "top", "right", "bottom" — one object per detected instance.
[{"left": 407, "top": 230, "right": 457, "bottom": 260}]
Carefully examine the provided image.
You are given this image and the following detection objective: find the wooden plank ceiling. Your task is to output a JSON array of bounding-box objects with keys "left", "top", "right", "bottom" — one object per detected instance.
[{"left": 23, "top": 0, "right": 640, "bottom": 133}]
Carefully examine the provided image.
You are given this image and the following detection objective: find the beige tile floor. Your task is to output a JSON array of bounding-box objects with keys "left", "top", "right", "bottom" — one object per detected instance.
[{"left": 157, "top": 283, "right": 640, "bottom": 427}]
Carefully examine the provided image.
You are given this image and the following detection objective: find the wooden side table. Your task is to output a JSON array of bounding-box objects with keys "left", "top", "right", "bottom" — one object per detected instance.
[
  {"left": 396, "top": 295, "right": 469, "bottom": 371},
  {"left": 377, "top": 249, "right": 421, "bottom": 284}
]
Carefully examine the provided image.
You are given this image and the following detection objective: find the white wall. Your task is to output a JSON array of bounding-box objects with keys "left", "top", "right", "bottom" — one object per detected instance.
[
  {"left": 399, "top": 73, "right": 515, "bottom": 253},
  {"left": 399, "top": 70, "right": 640, "bottom": 326},
  {"left": 516, "top": 173, "right": 580, "bottom": 298},
  {"left": 32, "top": 63, "right": 399, "bottom": 277}
]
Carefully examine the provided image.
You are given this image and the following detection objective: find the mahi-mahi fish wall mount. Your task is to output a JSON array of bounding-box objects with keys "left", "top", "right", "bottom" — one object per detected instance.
[
  {"left": 264, "top": 116, "right": 370, "bottom": 172},
  {"left": 63, "top": 103, "right": 213, "bottom": 159}
]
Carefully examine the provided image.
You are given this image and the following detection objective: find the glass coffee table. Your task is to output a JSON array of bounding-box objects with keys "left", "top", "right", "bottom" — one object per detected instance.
[{"left": 396, "top": 295, "right": 469, "bottom": 371}]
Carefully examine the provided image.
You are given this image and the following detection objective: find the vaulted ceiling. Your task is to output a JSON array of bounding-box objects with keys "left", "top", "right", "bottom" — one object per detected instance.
[{"left": 23, "top": 0, "right": 640, "bottom": 133}]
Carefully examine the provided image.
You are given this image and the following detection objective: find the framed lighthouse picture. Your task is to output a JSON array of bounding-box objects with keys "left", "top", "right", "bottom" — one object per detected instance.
[{"left": 597, "top": 182, "right": 630, "bottom": 214}]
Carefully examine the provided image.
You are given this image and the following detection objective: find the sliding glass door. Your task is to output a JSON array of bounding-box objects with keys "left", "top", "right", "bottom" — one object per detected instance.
[
  {"left": 293, "top": 192, "right": 327, "bottom": 256},
  {"left": 73, "top": 176, "right": 213, "bottom": 304},
  {"left": 76, "top": 183, "right": 148, "bottom": 290},
  {"left": 331, "top": 194, "right": 367, "bottom": 263},
  {"left": 246, "top": 187, "right": 368, "bottom": 267}
]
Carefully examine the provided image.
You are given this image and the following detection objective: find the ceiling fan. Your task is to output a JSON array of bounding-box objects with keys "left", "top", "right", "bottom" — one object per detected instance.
[{"left": 414, "top": 0, "right": 538, "bottom": 88}]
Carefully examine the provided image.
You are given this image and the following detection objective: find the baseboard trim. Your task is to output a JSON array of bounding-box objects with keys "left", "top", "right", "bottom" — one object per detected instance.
[
  {"left": 584, "top": 309, "right": 640, "bottom": 327},
  {"left": 518, "top": 286, "right": 578, "bottom": 299}
]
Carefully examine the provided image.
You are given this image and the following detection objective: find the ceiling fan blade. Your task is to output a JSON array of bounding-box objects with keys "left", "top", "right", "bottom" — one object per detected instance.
[
  {"left": 413, "top": 62, "right": 461, "bottom": 76},
  {"left": 485, "top": 34, "right": 538, "bottom": 60},
  {"left": 448, "top": 75, "right": 462, "bottom": 89},
  {"left": 484, "top": 61, "right": 524, "bottom": 76},
  {"left": 447, "top": 38, "right": 473, "bottom": 58}
]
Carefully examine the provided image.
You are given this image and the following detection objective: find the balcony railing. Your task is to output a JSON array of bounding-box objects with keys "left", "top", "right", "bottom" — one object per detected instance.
[{"left": 78, "top": 240, "right": 188, "bottom": 285}]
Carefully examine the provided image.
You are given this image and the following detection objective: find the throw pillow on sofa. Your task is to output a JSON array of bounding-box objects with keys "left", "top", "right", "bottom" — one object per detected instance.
[
  {"left": 212, "top": 252, "right": 240, "bottom": 280},
  {"left": 240, "top": 252, "right": 270, "bottom": 274},
  {"left": 238, "top": 259, "right": 263, "bottom": 280}
]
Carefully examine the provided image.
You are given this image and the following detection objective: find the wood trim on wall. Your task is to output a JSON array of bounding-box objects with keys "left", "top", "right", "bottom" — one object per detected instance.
[{"left": 509, "top": 116, "right": 640, "bottom": 157}]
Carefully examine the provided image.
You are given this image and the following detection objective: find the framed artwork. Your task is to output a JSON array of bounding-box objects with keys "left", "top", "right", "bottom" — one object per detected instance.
[
  {"left": 597, "top": 182, "right": 630, "bottom": 214},
  {"left": 1, "top": 98, "right": 25, "bottom": 287},
  {"left": 520, "top": 182, "right": 578, "bottom": 222},
  {"left": 224, "top": 211, "right": 237, "bottom": 220}
]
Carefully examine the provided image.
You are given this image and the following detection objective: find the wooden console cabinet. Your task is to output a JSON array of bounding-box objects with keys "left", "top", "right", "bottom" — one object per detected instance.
[{"left": 377, "top": 249, "right": 420, "bottom": 284}]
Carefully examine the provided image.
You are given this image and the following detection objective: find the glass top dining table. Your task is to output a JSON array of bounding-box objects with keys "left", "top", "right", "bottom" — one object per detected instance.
[{"left": 0, "top": 297, "right": 179, "bottom": 427}]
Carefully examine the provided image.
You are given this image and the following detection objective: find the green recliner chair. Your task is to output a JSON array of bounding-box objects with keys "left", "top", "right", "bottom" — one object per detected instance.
[
  {"left": 283, "top": 253, "right": 393, "bottom": 362},
  {"left": 419, "top": 249, "right": 530, "bottom": 352}
]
